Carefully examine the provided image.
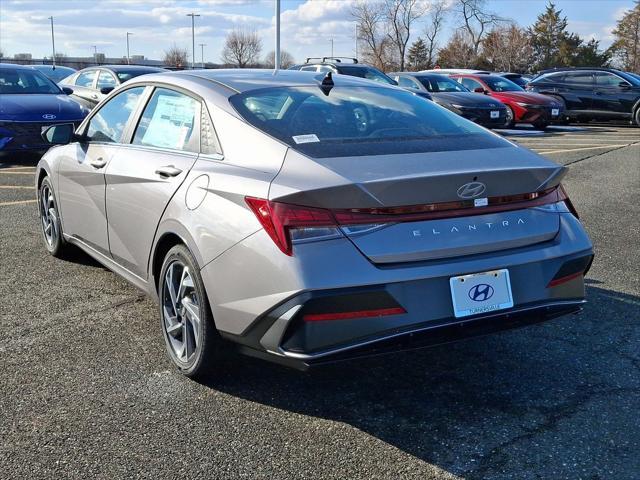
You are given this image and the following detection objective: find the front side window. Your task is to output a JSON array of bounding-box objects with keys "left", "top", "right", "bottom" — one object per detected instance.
[
  {"left": 132, "top": 88, "right": 200, "bottom": 152},
  {"left": 75, "top": 70, "right": 97, "bottom": 88},
  {"left": 97, "top": 71, "right": 117, "bottom": 90},
  {"left": 338, "top": 66, "right": 396, "bottom": 85},
  {"left": 230, "top": 86, "right": 508, "bottom": 158},
  {"left": 86, "top": 87, "right": 145, "bottom": 143},
  {"left": 595, "top": 72, "right": 624, "bottom": 87},
  {"left": 0, "top": 67, "right": 61, "bottom": 94}
]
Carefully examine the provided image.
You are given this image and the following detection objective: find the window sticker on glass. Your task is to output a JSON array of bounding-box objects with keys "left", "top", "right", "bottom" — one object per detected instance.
[
  {"left": 292, "top": 134, "right": 320, "bottom": 144},
  {"left": 141, "top": 94, "right": 195, "bottom": 149}
]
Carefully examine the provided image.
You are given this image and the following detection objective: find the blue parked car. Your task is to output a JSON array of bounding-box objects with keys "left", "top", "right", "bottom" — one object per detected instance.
[{"left": 0, "top": 63, "right": 88, "bottom": 152}]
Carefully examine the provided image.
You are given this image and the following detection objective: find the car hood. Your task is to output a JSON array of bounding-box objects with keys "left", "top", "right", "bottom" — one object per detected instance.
[
  {"left": 491, "top": 91, "right": 558, "bottom": 105},
  {"left": 0, "top": 94, "right": 87, "bottom": 121},
  {"left": 433, "top": 92, "right": 504, "bottom": 108}
]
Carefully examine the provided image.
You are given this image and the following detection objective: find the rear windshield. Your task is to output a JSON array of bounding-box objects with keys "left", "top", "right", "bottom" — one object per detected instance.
[
  {"left": 0, "top": 67, "right": 61, "bottom": 94},
  {"left": 483, "top": 76, "right": 524, "bottom": 92},
  {"left": 230, "top": 86, "right": 508, "bottom": 158}
]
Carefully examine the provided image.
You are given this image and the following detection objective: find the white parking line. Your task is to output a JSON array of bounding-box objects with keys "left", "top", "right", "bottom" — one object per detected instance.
[
  {"left": 0, "top": 199, "right": 37, "bottom": 207},
  {"left": 0, "top": 185, "right": 33, "bottom": 189},
  {"left": 534, "top": 145, "right": 626, "bottom": 154},
  {"left": 0, "top": 171, "right": 35, "bottom": 175}
]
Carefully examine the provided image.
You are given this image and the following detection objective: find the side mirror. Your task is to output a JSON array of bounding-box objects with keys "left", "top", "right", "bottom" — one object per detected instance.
[
  {"left": 42, "top": 123, "right": 75, "bottom": 145},
  {"left": 473, "top": 87, "right": 486, "bottom": 94},
  {"left": 62, "top": 86, "right": 74, "bottom": 95},
  {"left": 100, "top": 86, "right": 114, "bottom": 95},
  {"left": 619, "top": 81, "right": 631, "bottom": 89}
]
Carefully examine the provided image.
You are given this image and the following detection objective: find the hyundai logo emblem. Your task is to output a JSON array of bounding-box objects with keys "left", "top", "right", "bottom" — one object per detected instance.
[
  {"left": 468, "top": 284, "right": 494, "bottom": 302},
  {"left": 457, "top": 181, "right": 486, "bottom": 199},
  {"left": 42, "top": 114, "right": 57, "bottom": 120}
]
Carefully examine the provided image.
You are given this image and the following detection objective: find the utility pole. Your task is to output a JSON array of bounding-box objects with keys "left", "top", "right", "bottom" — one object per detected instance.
[
  {"left": 354, "top": 24, "right": 358, "bottom": 59},
  {"left": 330, "top": 38, "right": 334, "bottom": 58},
  {"left": 126, "top": 32, "right": 133, "bottom": 64},
  {"left": 274, "top": 0, "right": 281, "bottom": 70},
  {"left": 199, "top": 43, "right": 206, "bottom": 68},
  {"left": 186, "top": 13, "right": 200, "bottom": 69},
  {"left": 48, "top": 16, "right": 56, "bottom": 67}
]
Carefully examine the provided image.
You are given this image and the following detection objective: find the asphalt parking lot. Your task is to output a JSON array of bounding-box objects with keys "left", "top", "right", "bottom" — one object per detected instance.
[{"left": 1, "top": 124, "right": 639, "bottom": 479}]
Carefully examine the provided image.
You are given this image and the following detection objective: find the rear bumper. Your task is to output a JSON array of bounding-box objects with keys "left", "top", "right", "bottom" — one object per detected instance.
[
  {"left": 234, "top": 299, "right": 585, "bottom": 370},
  {"left": 204, "top": 211, "right": 593, "bottom": 368}
]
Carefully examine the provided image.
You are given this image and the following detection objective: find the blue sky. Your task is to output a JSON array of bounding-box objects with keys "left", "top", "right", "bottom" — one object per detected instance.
[{"left": 0, "top": 0, "right": 634, "bottom": 64}]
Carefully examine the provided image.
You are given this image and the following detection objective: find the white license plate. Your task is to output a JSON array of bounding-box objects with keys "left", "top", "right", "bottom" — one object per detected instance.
[
  {"left": 551, "top": 108, "right": 559, "bottom": 116},
  {"left": 449, "top": 269, "right": 514, "bottom": 318},
  {"left": 490, "top": 110, "right": 500, "bottom": 119}
]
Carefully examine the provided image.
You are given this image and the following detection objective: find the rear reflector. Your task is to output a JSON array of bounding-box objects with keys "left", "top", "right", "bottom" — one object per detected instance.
[
  {"left": 548, "top": 272, "right": 584, "bottom": 287},
  {"left": 547, "top": 255, "right": 593, "bottom": 287},
  {"left": 303, "top": 307, "right": 406, "bottom": 322}
]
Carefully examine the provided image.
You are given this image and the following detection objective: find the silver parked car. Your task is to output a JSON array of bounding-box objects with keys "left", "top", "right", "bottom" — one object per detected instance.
[{"left": 37, "top": 69, "right": 594, "bottom": 378}]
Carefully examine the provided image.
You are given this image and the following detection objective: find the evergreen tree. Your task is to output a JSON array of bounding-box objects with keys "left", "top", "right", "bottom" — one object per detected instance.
[
  {"left": 574, "top": 39, "right": 610, "bottom": 67},
  {"left": 608, "top": 0, "right": 640, "bottom": 72},
  {"left": 407, "top": 37, "right": 429, "bottom": 70},
  {"left": 529, "top": 2, "right": 569, "bottom": 69}
]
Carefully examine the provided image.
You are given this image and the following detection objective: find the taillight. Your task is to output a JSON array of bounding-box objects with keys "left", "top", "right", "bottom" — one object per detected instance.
[
  {"left": 246, "top": 184, "right": 577, "bottom": 256},
  {"left": 245, "top": 197, "right": 340, "bottom": 255}
]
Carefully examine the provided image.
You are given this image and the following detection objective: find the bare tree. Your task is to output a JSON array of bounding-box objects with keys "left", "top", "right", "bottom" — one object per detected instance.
[
  {"left": 423, "top": 0, "right": 448, "bottom": 69},
  {"left": 263, "top": 49, "right": 295, "bottom": 69},
  {"left": 352, "top": 1, "right": 394, "bottom": 70},
  {"left": 385, "top": 0, "right": 427, "bottom": 71},
  {"left": 482, "top": 24, "right": 534, "bottom": 72},
  {"left": 456, "top": 0, "right": 505, "bottom": 57},
  {"left": 221, "top": 29, "right": 262, "bottom": 68},
  {"left": 163, "top": 44, "right": 188, "bottom": 69}
]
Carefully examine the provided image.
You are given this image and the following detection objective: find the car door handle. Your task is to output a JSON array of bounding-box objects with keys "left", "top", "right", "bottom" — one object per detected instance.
[
  {"left": 155, "top": 165, "right": 183, "bottom": 178},
  {"left": 89, "top": 158, "right": 107, "bottom": 169}
]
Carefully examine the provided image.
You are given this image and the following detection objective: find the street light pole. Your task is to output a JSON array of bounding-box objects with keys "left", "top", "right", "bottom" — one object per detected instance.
[
  {"left": 126, "top": 32, "right": 133, "bottom": 64},
  {"left": 199, "top": 43, "right": 206, "bottom": 68},
  {"left": 354, "top": 24, "right": 358, "bottom": 59},
  {"left": 274, "top": 0, "right": 281, "bottom": 70},
  {"left": 48, "top": 16, "right": 56, "bottom": 67},
  {"left": 186, "top": 13, "right": 200, "bottom": 69},
  {"left": 330, "top": 38, "right": 334, "bottom": 58}
]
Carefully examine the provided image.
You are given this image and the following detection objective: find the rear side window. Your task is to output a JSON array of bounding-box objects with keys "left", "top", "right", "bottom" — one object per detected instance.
[
  {"left": 533, "top": 72, "right": 565, "bottom": 84},
  {"left": 132, "top": 88, "right": 200, "bottom": 152},
  {"left": 564, "top": 72, "right": 593, "bottom": 86},
  {"left": 86, "top": 87, "right": 145, "bottom": 143},
  {"left": 397, "top": 76, "right": 419, "bottom": 89},
  {"left": 460, "top": 77, "right": 483, "bottom": 91},
  {"left": 75, "top": 70, "right": 97, "bottom": 88},
  {"left": 97, "top": 71, "right": 117, "bottom": 89}
]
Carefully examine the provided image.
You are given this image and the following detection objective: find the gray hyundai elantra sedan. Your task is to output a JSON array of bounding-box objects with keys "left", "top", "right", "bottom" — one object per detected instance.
[{"left": 36, "top": 69, "right": 594, "bottom": 378}]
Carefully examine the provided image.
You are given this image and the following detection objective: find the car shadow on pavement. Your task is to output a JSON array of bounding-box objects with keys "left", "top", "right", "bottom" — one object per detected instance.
[{"left": 204, "top": 284, "right": 640, "bottom": 478}]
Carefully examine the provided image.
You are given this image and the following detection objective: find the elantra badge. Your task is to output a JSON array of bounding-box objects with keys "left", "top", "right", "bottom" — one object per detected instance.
[
  {"left": 42, "top": 114, "right": 57, "bottom": 120},
  {"left": 457, "top": 181, "right": 486, "bottom": 199}
]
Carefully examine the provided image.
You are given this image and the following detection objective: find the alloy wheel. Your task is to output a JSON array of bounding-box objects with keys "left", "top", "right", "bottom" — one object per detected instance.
[
  {"left": 162, "top": 260, "right": 201, "bottom": 364},
  {"left": 40, "top": 184, "right": 58, "bottom": 247}
]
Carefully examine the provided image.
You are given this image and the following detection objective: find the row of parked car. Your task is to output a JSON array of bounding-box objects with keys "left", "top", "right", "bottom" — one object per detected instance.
[
  {"left": 0, "top": 59, "right": 639, "bottom": 153},
  {"left": 290, "top": 58, "right": 640, "bottom": 129}
]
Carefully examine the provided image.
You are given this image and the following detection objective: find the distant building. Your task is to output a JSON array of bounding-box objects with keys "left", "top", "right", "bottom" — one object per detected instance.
[{"left": 14, "top": 53, "right": 32, "bottom": 60}]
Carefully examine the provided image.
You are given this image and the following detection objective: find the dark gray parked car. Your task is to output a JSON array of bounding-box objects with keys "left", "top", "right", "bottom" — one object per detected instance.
[
  {"left": 391, "top": 72, "right": 507, "bottom": 127},
  {"left": 59, "top": 65, "right": 165, "bottom": 109},
  {"left": 37, "top": 69, "right": 594, "bottom": 379}
]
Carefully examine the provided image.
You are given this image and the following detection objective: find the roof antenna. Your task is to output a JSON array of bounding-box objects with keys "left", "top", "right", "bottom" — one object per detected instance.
[{"left": 320, "top": 71, "right": 334, "bottom": 95}]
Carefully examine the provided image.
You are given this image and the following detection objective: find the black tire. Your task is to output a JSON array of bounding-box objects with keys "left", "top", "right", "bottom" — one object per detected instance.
[
  {"left": 504, "top": 105, "right": 515, "bottom": 128},
  {"left": 158, "top": 244, "right": 223, "bottom": 379},
  {"left": 634, "top": 107, "right": 640, "bottom": 127},
  {"left": 38, "top": 176, "right": 70, "bottom": 258},
  {"left": 533, "top": 120, "right": 549, "bottom": 130}
]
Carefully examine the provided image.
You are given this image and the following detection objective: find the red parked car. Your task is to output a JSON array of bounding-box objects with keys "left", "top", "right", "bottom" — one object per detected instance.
[{"left": 451, "top": 74, "right": 564, "bottom": 129}]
